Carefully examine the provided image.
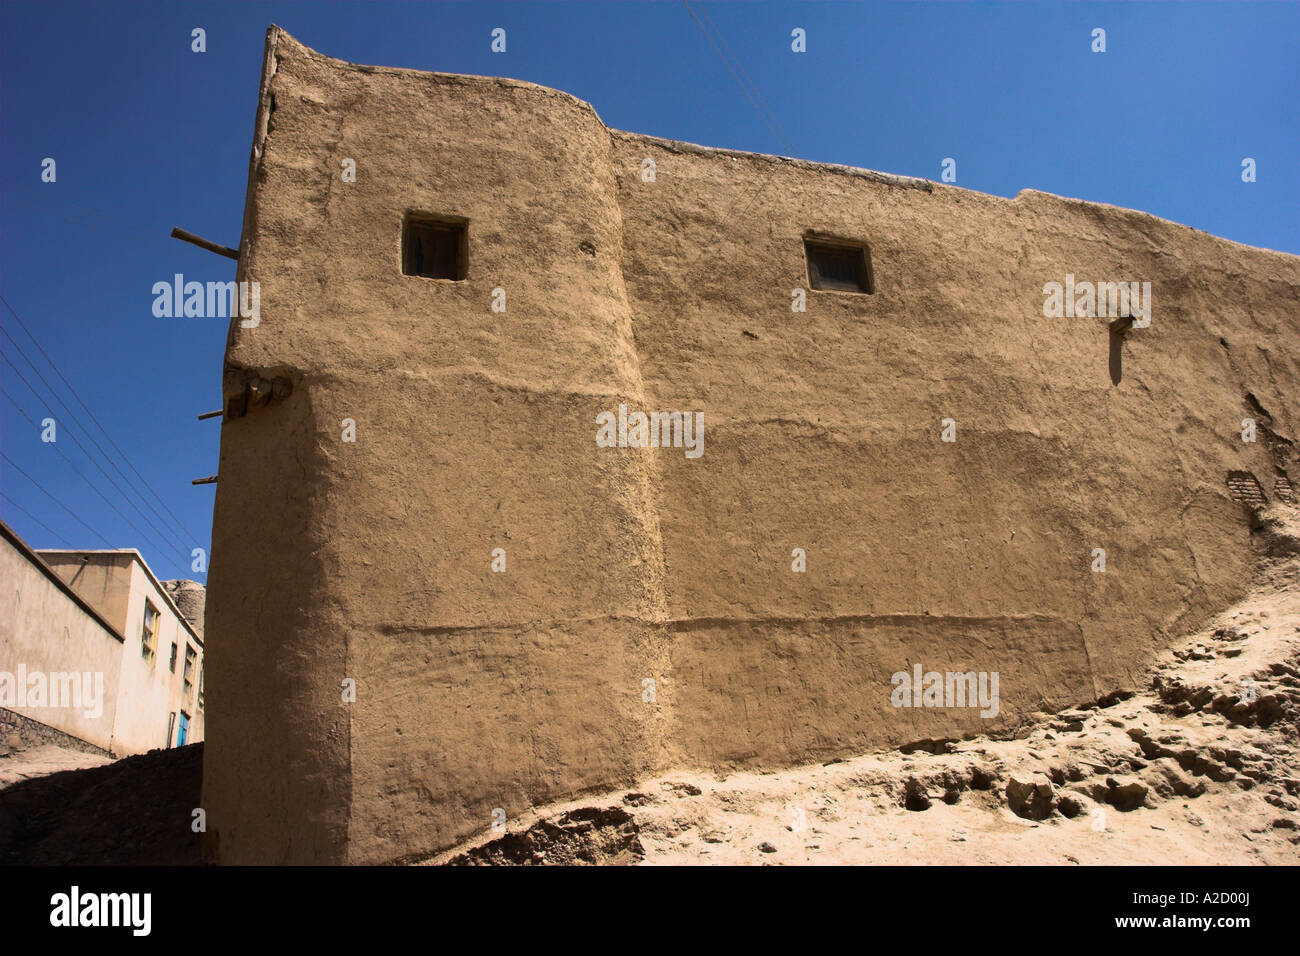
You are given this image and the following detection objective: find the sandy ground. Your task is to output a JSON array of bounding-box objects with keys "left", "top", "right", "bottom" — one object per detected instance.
[
  {"left": 442, "top": 519, "right": 1300, "bottom": 866},
  {"left": 0, "top": 745, "right": 113, "bottom": 790}
]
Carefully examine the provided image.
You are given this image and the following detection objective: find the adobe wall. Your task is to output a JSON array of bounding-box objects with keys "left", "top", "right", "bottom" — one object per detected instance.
[
  {"left": 1, "top": 530, "right": 124, "bottom": 753},
  {"left": 201, "top": 27, "right": 1299, "bottom": 863}
]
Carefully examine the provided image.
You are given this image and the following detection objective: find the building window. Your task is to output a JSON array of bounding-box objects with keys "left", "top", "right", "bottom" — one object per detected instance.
[
  {"left": 805, "top": 237, "right": 874, "bottom": 294},
  {"left": 141, "top": 600, "right": 159, "bottom": 662},
  {"left": 402, "top": 215, "right": 468, "bottom": 280},
  {"left": 184, "top": 645, "right": 197, "bottom": 695},
  {"left": 169, "top": 642, "right": 178, "bottom": 673},
  {"left": 177, "top": 711, "right": 190, "bottom": 747}
]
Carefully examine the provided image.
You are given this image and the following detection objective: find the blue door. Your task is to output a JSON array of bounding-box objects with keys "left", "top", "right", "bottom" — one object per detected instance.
[{"left": 177, "top": 711, "right": 190, "bottom": 746}]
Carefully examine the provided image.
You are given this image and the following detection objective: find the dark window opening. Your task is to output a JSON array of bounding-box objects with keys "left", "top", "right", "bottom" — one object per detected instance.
[
  {"left": 402, "top": 216, "right": 467, "bottom": 280},
  {"left": 805, "top": 238, "right": 873, "bottom": 294}
]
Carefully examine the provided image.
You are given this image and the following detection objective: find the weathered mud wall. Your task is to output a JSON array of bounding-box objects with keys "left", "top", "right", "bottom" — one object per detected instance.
[{"left": 201, "top": 27, "right": 1299, "bottom": 863}]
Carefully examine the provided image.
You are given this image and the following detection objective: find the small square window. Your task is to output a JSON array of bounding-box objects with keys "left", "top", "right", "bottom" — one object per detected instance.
[
  {"left": 402, "top": 215, "right": 467, "bottom": 280},
  {"left": 805, "top": 238, "right": 873, "bottom": 294}
]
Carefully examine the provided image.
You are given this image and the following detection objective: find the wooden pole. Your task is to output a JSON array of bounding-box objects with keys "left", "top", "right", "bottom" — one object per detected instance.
[{"left": 171, "top": 227, "right": 239, "bottom": 260}]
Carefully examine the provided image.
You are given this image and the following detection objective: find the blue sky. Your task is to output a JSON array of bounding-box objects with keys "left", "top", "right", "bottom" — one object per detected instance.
[{"left": 1, "top": 1, "right": 1296, "bottom": 582}]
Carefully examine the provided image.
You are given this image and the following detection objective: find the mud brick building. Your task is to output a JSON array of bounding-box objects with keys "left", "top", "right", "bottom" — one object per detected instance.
[{"left": 202, "top": 27, "right": 1300, "bottom": 863}]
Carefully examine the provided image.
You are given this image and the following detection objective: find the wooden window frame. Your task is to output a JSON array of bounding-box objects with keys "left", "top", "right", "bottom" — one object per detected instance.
[
  {"left": 804, "top": 235, "right": 875, "bottom": 294},
  {"left": 141, "top": 600, "right": 159, "bottom": 662}
]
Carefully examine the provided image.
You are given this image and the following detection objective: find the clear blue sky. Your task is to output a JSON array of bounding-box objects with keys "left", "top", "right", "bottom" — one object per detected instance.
[{"left": 1, "top": 1, "right": 1297, "bottom": 582}]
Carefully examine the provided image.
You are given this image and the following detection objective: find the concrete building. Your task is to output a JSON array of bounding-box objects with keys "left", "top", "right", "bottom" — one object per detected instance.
[
  {"left": 201, "top": 27, "right": 1299, "bottom": 864},
  {"left": 0, "top": 519, "right": 205, "bottom": 756}
]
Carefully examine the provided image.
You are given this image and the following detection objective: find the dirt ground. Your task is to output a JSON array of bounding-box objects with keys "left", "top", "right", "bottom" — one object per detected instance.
[
  {"left": 0, "top": 743, "right": 202, "bottom": 865},
  {"left": 0, "top": 744, "right": 113, "bottom": 791},
  {"left": 442, "top": 512, "right": 1300, "bottom": 866}
]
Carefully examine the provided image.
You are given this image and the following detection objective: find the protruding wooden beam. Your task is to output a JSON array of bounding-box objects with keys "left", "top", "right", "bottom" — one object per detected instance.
[
  {"left": 197, "top": 410, "right": 224, "bottom": 421},
  {"left": 192, "top": 475, "right": 218, "bottom": 485},
  {"left": 171, "top": 227, "right": 239, "bottom": 260}
]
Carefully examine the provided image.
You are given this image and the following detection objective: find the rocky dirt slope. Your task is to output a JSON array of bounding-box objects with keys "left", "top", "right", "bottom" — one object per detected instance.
[{"left": 439, "top": 511, "right": 1300, "bottom": 866}]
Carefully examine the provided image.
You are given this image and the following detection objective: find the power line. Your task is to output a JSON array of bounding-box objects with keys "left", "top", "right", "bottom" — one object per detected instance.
[
  {"left": 1, "top": 381, "right": 180, "bottom": 570},
  {"left": 0, "top": 319, "right": 195, "bottom": 550},
  {"left": 0, "top": 382, "right": 186, "bottom": 575},
  {"left": 0, "top": 491, "right": 76, "bottom": 548},
  {"left": 0, "top": 451, "right": 114, "bottom": 549},
  {"left": 0, "top": 184, "right": 176, "bottom": 252},
  {"left": 0, "top": 293, "right": 202, "bottom": 546},
  {"left": 684, "top": 0, "right": 799, "bottom": 158},
  {"left": 677, "top": 1, "right": 805, "bottom": 299},
  {"left": 0, "top": 294, "right": 198, "bottom": 548},
  {"left": 0, "top": 360, "right": 186, "bottom": 563},
  {"left": 0, "top": 323, "right": 193, "bottom": 556}
]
